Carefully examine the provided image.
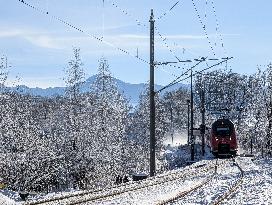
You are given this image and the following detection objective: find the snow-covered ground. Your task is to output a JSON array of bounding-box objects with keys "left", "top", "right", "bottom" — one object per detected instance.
[
  {"left": 1, "top": 156, "right": 271, "bottom": 204},
  {"left": 166, "top": 156, "right": 272, "bottom": 205},
  {"left": 0, "top": 189, "right": 82, "bottom": 205},
  {"left": 163, "top": 130, "right": 188, "bottom": 146},
  {"left": 220, "top": 157, "right": 272, "bottom": 204},
  {"left": 0, "top": 189, "right": 20, "bottom": 205},
  {"left": 0, "top": 193, "right": 16, "bottom": 205}
]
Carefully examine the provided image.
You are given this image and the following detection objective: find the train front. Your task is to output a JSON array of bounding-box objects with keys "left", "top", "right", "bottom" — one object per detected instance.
[{"left": 210, "top": 119, "right": 237, "bottom": 157}]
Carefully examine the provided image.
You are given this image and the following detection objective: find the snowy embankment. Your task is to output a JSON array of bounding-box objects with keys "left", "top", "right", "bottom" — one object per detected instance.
[
  {"left": 170, "top": 156, "right": 272, "bottom": 205},
  {"left": 1, "top": 156, "right": 271, "bottom": 204},
  {"left": 0, "top": 193, "right": 16, "bottom": 205},
  {"left": 220, "top": 157, "right": 272, "bottom": 204},
  {"left": 91, "top": 160, "right": 216, "bottom": 205},
  {"left": 77, "top": 157, "right": 271, "bottom": 205},
  {"left": 172, "top": 158, "right": 241, "bottom": 204}
]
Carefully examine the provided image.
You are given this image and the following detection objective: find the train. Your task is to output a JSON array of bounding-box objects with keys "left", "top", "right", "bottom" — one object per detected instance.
[{"left": 210, "top": 118, "right": 238, "bottom": 157}]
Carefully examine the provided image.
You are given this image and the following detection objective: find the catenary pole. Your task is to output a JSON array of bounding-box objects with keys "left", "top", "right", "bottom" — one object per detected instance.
[
  {"left": 187, "top": 99, "right": 190, "bottom": 145},
  {"left": 201, "top": 85, "right": 205, "bottom": 156},
  {"left": 149, "top": 9, "right": 156, "bottom": 177},
  {"left": 190, "top": 67, "right": 195, "bottom": 161}
]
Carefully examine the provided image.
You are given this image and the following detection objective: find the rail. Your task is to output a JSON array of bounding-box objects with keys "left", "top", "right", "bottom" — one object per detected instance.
[
  {"left": 25, "top": 160, "right": 220, "bottom": 205},
  {"left": 155, "top": 158, "right": 243, "bottom": 205},
  {"left": 212, "top": 158, "right": 244, "bottom": 205}
]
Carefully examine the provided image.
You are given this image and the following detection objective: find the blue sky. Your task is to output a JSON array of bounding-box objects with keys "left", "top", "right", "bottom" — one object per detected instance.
[{"left": 0, "top": 0, "right": 271, "bottom": 88}]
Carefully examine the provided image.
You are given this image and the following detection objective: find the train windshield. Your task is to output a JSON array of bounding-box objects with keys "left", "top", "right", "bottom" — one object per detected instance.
[{"left": 216, "top": 127, "right": 231, "bottom": 135}]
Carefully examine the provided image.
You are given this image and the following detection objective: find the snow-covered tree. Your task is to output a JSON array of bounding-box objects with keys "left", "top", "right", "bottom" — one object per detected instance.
[
  {"left": 161, "top": 89, "right": 190, "bottom": 133},
  {"left": 86, "top": 57, "right": 130, "bottom": 187},
  {"left": 126, "top": 86, "right": 169, "bottom": 174},
  {"left": 243, "top": 69, "right": 267, "bottom": 153},
  {"left": 0, "top": 55, "right": 9, "bottom": 92},
  {"left": 264, "top": 63, "right": 272, "bottom": 155}
]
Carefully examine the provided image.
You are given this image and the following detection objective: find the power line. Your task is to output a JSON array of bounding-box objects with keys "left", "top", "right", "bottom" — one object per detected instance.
[
  {"left": 102, "top": 0, "right": 105, "bottom": 39},
  {"left": 157, "top": 57, "right": 233, "bottom": 93},
  {"left": 191, "top": 0, "right": 216, "bottom": 57},
  {"left": 157, "top": 59, "right": 204, "bottom": 94},
  {"left": 204, "top": 0, "right": 208, "bottom": 26},
  {"left": 155, "top": 26, "right": 182, "bottom": 62},
  {"left": 157, "top": 64, "right": 181, "bottom": 79},
  {"left": 106, "top": 0, "right": 190, "bottom": 70},
  {"left": 107, "top": 0, "right": 225, "bottom": 77},
  {"left": 109, "top": 0, "right": 148, "bottom": 27},
  {"left": 17, "top": 0, "right": 149, "bottom": 65},
  {"left": 194, "top": 57, "right": 233, "bottom": 76},
  {"left": 108, "top": 0, "right": 205, "bottom": 82},
  {"left": 210, "top": 0, "right": 228, "bottom": 57},
  {"left": 17, "top": 0, "right": 189, "bottom": 82},
  {"left": 156, "top": 1, "right": 180, "bottom": 21}
]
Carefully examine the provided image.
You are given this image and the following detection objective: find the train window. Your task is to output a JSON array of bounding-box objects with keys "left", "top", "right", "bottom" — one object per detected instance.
[
  {"left": 217, "top": 127, "right": 229, "bottom": 131},
  {"left": 216, "top": 127, "right": 231, "bottom": 135}
]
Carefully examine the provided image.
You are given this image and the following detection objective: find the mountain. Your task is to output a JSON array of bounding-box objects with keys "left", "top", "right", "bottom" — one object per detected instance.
[{"left": 9, "top": 75, "right": 188, "bottom": 104}]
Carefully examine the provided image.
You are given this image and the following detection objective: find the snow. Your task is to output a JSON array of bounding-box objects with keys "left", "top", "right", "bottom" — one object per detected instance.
[
  {"left": 70, "top": 156, "right": 271, "bottom": 204},
  {"left": 163, "top": 130, "right": 188, "bottom": 146},
  {"left": 220, "top": 157, "right": 272, "bottom": 204},
  {"left": 0, "top": 193, "right": 17, "bottom": 205},
  {"left": 0, "top": 189, "right": 82, "bottom": 205},
  {"left": 1, "top": 156, "right": 271, "bottom": 204}
]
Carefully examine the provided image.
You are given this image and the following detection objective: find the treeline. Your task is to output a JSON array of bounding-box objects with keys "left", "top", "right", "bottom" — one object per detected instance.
[{"left": 0, "top": 50, "right": 189, "bottom": 193}]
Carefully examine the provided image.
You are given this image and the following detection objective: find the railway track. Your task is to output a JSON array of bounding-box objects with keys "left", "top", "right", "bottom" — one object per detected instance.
[
  {"left": 212, "top": 158, "right": 244, "bottom": 205},
  {"left": 24, "top": 160, "right": 221, "bottom": 205},
  {"left": 155, "top": 158, "right": 244, "bottom": 205}
]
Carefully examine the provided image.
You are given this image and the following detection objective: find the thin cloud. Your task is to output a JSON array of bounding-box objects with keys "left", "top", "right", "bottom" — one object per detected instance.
[
  {"left": 115, "top": 33, "right": 239, "bottom": 41},
  {"left": 0, "top": 27, "right": 239, "bottom": 54},
  {"left": 0, "top": 30, "right": 23, "bottom": 38},
  {"left": 24, "top": 35, "right": 61, "bottom": 49}
]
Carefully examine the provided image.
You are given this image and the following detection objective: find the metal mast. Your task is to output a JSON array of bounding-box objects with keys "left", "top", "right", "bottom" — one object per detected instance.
[
  {"left": 190, "top": 67, "right": 195, "bottom": 161},
  {"left": 149, "top": 9, "right": 156, "bottom": 177},
  {"left": 201, "top": 86, "right": 205, "bottom": 156}
]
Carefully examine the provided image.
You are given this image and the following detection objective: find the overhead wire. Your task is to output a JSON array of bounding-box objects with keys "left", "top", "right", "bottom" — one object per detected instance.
[
  {"left": 194, "top": 57, "right": 233, "bottom": 76},
  {"left": 18, "top": 0, "right": 230, "bottom": 88},
  {"left": 191, "top": 0, "right": 216, "bottom": 57},
  {"left": 204, "top": 0, "right": 208, "bottom": 26},
  {"left": 155, "top": 26, "right": 182, "bottom": 62},
  {"left": 107, "top": 0, "right": 198, "bottom": 82},
  {"left": 156, "top": 1, "right": 180, "bottom": 21},
  {"left": 107, "top": 0, "right": 231, "bottom": 82},
  {"left": 102, "top": 0, "right": 105, "bottom": 39},
  {"left": 157, "top": 57, "right": 233, "bottom": 93},
  {"left": 18, "top": 0, "right": 186, "bottom": 81},
  {"left": 156, "top": 60, "right": 203, "bottom": 93},
  {"left": 19, "top": 0, "right": 189, "bottom": 81},
  {"left": 210, "top": 0, "right": 228, "bottom": 57},
  {"left": 17, "top": 0, "right": 149, "bottom": 65},
  {"left": 109, "top": 0, "right": 147, "bottom": 27},
  {"left": 106, "top": 0, "right": 190, "bottom": 70}
]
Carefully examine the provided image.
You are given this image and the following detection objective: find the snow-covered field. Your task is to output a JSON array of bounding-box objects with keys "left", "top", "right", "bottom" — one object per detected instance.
[{"left": 1, "top": 156, "right": 271, "bottom": 205}]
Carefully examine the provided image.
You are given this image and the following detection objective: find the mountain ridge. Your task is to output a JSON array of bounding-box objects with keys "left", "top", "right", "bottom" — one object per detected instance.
[{"left": 8, "top": 75, "right": 187, "bottom": 104}]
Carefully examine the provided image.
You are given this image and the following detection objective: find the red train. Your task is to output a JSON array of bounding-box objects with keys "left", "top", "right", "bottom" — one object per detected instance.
[{"left": 210, "top": 118, "right": 238, "bottom": 157}]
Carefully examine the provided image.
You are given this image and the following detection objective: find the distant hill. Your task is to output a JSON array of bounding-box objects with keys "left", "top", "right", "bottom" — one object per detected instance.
[{"left": 8, "top": 75, "right": 188, "bottom": 104}]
